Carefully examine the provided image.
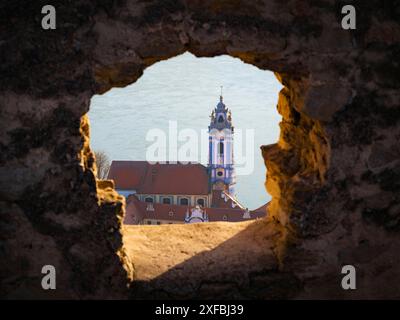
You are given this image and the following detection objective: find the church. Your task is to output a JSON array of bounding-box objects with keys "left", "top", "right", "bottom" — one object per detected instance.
[{"left": 107, "top": 94, "right": 268, "bottom": 224}]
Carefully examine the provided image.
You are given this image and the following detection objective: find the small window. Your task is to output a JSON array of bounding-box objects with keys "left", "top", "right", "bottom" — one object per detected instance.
[
  {"left": 180, "top": 198, "right": 189, "bottom": 205},
  {"left": 145, "top": 197, "right": 153, "bottom": 203},
  {"left": 162, "top": 197, "right": 171, "bottom": 204},
  {"left": 197, "top": 199, "right": 205, "bottom": 207},
  {"left": 217, "top": 171, "right": 223, "bottom": 177},
  {"left": 157, "top": 221, "right": 161, "bottom": 225},
  {"left": 223, "top": 215, "right": 228, "bottom": 221},
  {"left": 147, "top": 221, "right": 151, "bottom": 225},
  {"left": 219, "top": 142, "right": 224, "bottom": 155},
  {"left": 168, "top": 211, "right": 174, "bottom": 216},
  {"left": 218, "top": 115, "right": 224, "bottom": 123}
]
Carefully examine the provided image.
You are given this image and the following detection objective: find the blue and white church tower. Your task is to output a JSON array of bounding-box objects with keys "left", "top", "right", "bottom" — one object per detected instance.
[{"left": 208, "top": 92, "right": 235, "bottom": 194}]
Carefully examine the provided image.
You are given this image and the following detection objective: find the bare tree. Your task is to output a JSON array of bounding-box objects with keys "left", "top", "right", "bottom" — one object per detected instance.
[{"left": 94, "top": 150, "right": 111, "bottom": 179}]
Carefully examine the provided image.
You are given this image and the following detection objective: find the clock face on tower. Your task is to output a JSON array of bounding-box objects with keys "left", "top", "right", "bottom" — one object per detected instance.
[{"left": 217, "top": 169, "right": 224, "bottom": 177}]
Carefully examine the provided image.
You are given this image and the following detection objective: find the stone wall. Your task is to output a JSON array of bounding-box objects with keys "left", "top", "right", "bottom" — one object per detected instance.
[{"left": 1, "top": 0, "right": 399, "bottom": 298}]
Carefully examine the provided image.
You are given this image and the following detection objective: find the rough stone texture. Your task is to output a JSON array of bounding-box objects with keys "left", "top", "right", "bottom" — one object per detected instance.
[{"left": 1, "top": 0, "right": 400, "bottom": 299}]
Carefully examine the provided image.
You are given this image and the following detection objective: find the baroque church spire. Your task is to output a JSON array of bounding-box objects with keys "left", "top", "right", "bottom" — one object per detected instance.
[{"left": 208, "top": 91, "right": 236, "bottom": 195}]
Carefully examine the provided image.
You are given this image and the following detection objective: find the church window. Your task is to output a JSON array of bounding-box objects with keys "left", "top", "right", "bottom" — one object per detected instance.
[
  {"left": 180, "top": 198, "right": 189, "bottom": 205},
  {"left": 197, "top": 198, "right": 205, "bottom": 207},
  {"left": 145, "top": 197, "right": 154, "bottom": 203},
  {"left": 218, "top": 142, "right": 224, "bottom": 155},
  {"left": 218, "top": 115, "right": 224, "bottom": 123}
]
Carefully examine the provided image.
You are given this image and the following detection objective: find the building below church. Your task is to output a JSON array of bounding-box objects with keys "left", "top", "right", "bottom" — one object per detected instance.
[{"left": 107, "top": 94, "right": 268, "bottom": 224}]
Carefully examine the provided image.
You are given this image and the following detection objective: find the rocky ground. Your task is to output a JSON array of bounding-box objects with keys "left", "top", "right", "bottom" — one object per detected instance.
[{"left": 124, "top": 219, "right": 302, "bottom": 299}]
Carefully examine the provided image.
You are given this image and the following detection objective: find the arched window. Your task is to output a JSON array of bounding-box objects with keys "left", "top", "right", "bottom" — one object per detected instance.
[
  {"left": 218, "top": 142, "right": 224, "bottom": 155},
  {"left": 145, "top": 197, "right": 154, "bottom": 203},
  {"left": 197, "top": 198, "right": 205, "bottom": 207},
  {"left": 162, "top": 197, "right": 171, "bottom": 204},
  {"left": 218, "top": 115, "right": 224, "bottom": 123},
  {"left": 180, "top": 198, "right": 189, "bottom": 205}
]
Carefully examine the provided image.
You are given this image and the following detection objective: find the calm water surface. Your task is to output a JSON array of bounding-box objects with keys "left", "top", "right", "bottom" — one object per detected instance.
[{"left": 89, "top": 52, "right": 282, "bottom": 209}]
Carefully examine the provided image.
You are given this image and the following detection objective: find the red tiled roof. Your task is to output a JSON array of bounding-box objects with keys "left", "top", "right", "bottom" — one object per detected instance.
[
  {"left": 107, "top": 161, "right": 147, "bottom": 190},
  {"left": 125, "top": 194, "right": 188, "bottom": 223},
  {"left": 108, "top": 161, "right": 210, "bottom": 195},
  {"left": 211, "top": 190, "right": 245, "bottom": 209},
  {"left": 207, "top": 207, "right": 248, "bottom": 222},
  {"left": 124, "top": 195, "right": 267, "bottom": 225},
  {"left": 142, "top": 203, "right": 188, "bottom": 221},
  {"left": 252, "top": 203, "right": 269, "bottom": 214}
]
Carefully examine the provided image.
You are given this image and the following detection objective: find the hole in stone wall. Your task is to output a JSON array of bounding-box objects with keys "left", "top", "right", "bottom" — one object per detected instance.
[
  {"left": 89, "top": 52, "right": 282, "bottom": 225},
  {"left": 87, "top": 52, "right": 282, "bottom": 291}
]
